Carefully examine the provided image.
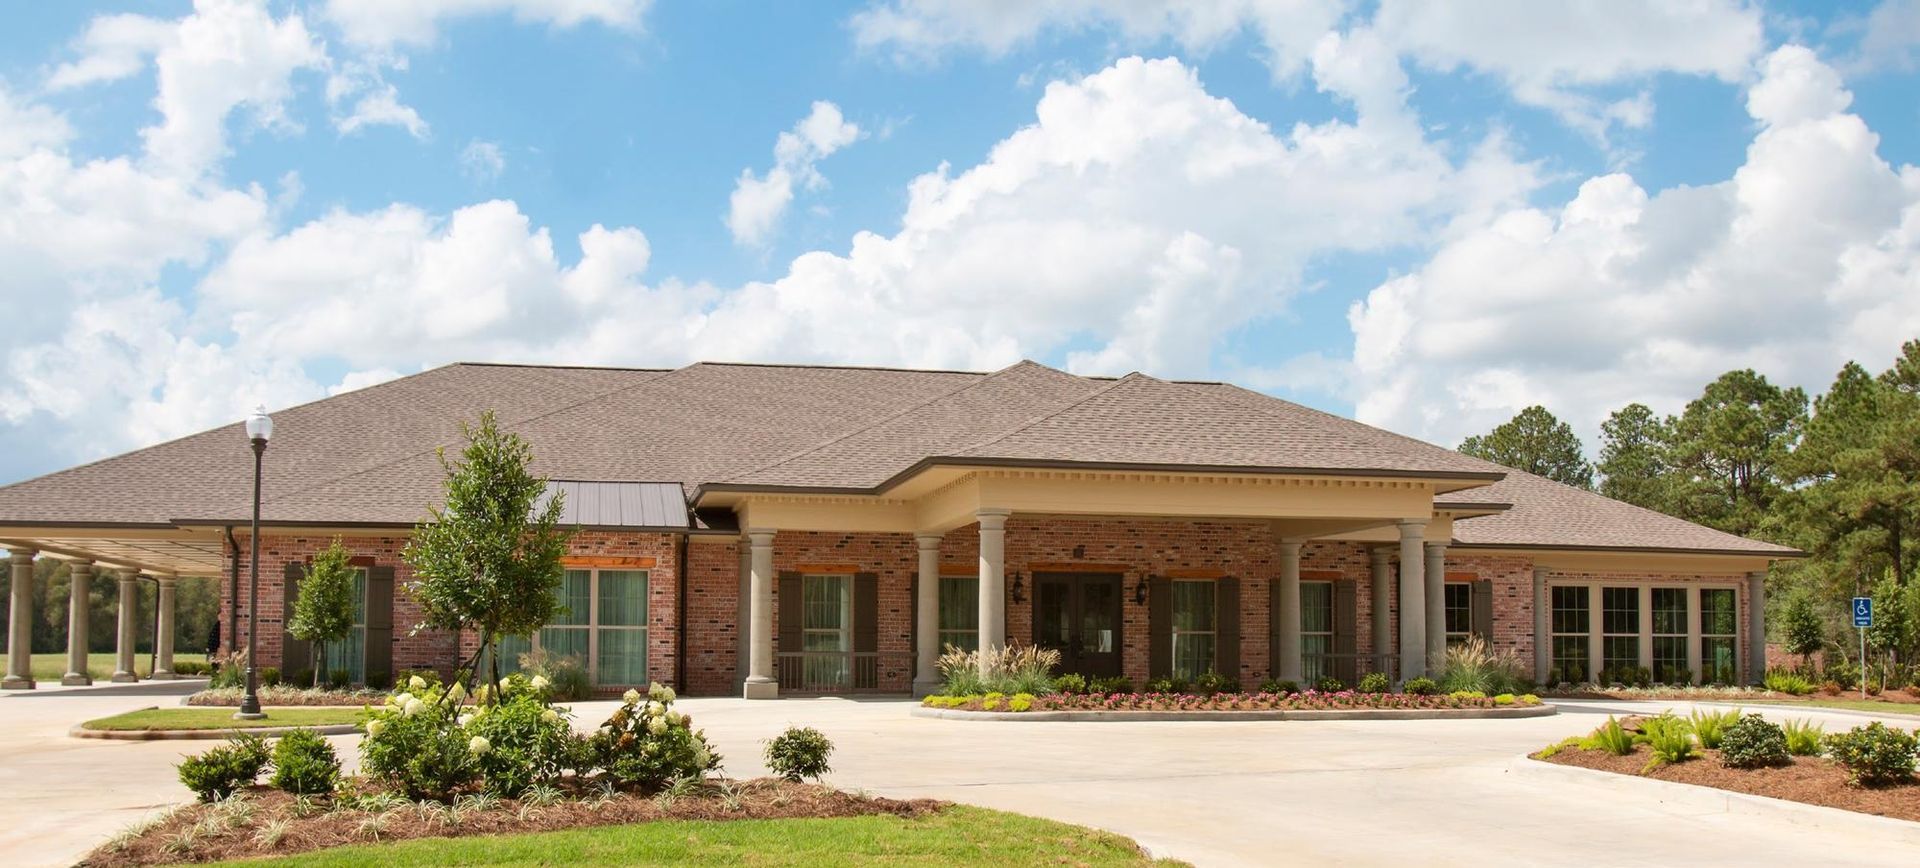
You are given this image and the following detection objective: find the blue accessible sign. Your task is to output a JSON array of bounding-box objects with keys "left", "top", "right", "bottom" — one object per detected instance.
[{"left": 1853, "top": 597, "right": 1873, "bottom": 628}]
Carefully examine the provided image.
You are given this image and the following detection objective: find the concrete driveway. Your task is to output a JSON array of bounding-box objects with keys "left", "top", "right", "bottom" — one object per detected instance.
[{"left": 4, "top": 685, "right": 1918, "bottom": 867}]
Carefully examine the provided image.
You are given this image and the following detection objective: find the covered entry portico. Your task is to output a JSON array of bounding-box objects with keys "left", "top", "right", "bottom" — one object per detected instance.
[{"left": 700, "top": 463, "right": 1502, "bottom": 698}]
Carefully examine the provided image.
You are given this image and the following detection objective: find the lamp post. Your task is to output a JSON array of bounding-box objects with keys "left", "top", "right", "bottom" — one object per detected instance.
[{"left": 235, "top": 406, "right": 273, "bottom": 720}]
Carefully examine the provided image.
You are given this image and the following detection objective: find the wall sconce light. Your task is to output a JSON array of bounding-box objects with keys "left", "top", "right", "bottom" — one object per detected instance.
[
  {"left": 1133, "top": 574, "right": 1152, "bottom": 605},
  {"left": 1009, "top": 571, "right": 1027, "bottom": 604}
]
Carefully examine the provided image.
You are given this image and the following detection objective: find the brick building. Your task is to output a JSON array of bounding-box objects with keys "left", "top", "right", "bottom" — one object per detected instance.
[{"left": 0, "top": 360, "right": 1796, "bottom": 696}]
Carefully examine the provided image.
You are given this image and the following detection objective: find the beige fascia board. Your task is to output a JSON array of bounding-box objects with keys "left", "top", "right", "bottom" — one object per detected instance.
[
  {"left": 1451, "top": 544, "right": 1782, "bottom": 575},
  {"left": 1315, "top": 514, "right": 1453, "bottom": 543},
  {"left": 735, "top": 496, "right": 919, "bottom": 534},
  {"left": 971, "top": 469, "right": 1435, "bottom": 521}
]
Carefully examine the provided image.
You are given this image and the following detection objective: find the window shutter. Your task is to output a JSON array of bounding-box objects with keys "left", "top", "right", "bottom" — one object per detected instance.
[
  {"left": 1471, "top": 580, "right": 1494, "bottom": 645},
  {"left": 853, "top": 573, "right": 879, "bottom": 653},
  {"left": 777, "top": 571, "right": 802, "bottom": 689},
  {"left": 1216, "top": 577, "right": 1240, "bottom": 683},
  {"left": 1334, "top": 580, "right": 1358, "bottom": 684},
  {"left": 1148, "top": 574, "right": 1172, "bottom": 680},
  {"left": 365, "top": 566, "right": 395, "bottom": 686},
  {"left": 280, "top": 562, "right": 310, "bottom": 681}
]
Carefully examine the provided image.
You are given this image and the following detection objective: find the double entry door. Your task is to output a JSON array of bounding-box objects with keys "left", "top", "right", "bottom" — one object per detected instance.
[{"left": 1032, "top": 572, "right": 1122, "bottom": 678}]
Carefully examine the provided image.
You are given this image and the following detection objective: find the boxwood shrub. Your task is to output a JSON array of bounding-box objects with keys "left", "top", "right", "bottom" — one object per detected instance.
[{"left": 1718, "top": 714, "right": 1790, "bottom": 769}]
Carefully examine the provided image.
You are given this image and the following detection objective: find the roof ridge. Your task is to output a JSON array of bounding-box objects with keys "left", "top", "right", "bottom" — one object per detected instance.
[
  {"left": 690, "top": 360, "right": 996, "bottom": 376},
  {"left": 1205, "top": 382, "right": 1510, "bottom": 477},
  {"left": 454, "top": 361, "right": 671, "bottom": 372},
  {"left": 950, "top": 371, "right": 1153, "bottom": 458},
  {"left": 714, "top": 360, "right": 1079, "bottom": 484}
]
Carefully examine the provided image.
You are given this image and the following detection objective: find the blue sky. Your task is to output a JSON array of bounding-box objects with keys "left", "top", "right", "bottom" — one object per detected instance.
[{"left": 2, "top": 1, "right": 1919, "bottom": 484}]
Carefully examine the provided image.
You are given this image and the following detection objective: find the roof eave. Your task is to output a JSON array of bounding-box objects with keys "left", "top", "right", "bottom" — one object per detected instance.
[{"left": 1448, "top": 541, "right": 1806, "bottom": 559}]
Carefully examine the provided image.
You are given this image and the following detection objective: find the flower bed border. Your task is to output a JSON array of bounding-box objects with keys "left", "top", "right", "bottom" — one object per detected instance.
[{"left": 913, "top": 704, "right": 1556, "bottom": 722}]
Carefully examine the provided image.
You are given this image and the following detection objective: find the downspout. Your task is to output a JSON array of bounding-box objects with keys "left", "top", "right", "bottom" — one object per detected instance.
[
  {"left": 224, "top": 526, "right": 240, "bottom": 658},
  {"left": 675, "top": 531, "right": 689, "bottom": 693}
]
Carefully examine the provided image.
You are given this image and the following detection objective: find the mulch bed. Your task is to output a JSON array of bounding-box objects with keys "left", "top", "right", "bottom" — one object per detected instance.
[
  {"left": 82, "top": 778, "right": 943, "bottom": 867},
  {"left": 1536, "top": 743, "right": 1920, "bottom": 823}
]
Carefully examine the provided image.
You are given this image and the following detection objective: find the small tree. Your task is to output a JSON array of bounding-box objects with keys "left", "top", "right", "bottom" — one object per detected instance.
[
  {"left": 1780, "top": 592, "right": 1825, "bottom": 672},
  {"left": 288, "top": 539, "right": 357, "bottom": 687},
  {"left": 403, "top": 411, "right": 571, "bottom": 700}
]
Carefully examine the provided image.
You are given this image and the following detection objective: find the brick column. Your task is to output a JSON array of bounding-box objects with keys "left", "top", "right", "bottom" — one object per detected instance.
[
  {"left": 1532, "top": 566, "right": 1550, "bottom": 681},
  {"left": 914, "top": 532, "right": 943, "bottom": 696},
  {"left": 3, "top": 549, "right": 34, "bottom": 689},
  {"left": 1396, "top": 521, "right": 1426, "bottom": 681},
  {"left": 112, "top": 569, "right": 140, "bottom": 683},
  {"left": 743, "top": 529, "right": 777, "bottom": 699},
  {"left": 1275, "top": 540, "right": 1303, "bottom": 682},
  {"left": 1746, "top": 571, "right": 1766, "bottom": 686},
  {"left": 976, "top": 508, "right": 1011, "bottom": 676},
  {"left": 152, "top": 577, "right": 178, "bottom": 680},
  {"left": 1424, "top": 542, "right": 1446, "bottom": 671},
  {"left": 1369, "top": 547, "right": 1391, "bottom": 668},
  {"left": 63, "top": 561, "right": 93, "bottom": 685}
]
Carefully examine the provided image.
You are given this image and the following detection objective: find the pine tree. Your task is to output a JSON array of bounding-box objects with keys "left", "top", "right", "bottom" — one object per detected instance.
[{"left": 1458, "top": 405, "right": 1594, "bottom": 488}]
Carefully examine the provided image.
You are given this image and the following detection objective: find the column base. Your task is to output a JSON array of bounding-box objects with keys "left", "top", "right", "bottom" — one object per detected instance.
[
  {"left": 912, "top": 676, "right": 942, "bottom": 698},
  {"left": 742, "top": 677, "right": 778, "bottom": 700},
  {"left": 61, "top": 673, "right": 92, "bottom": 686},
  {"left": 111, "top": 672, "right": 139, "bottom": 683},
  {"left": 150, "top": 671, "right": 177, "bottom": 681},
  {"left": 1, "top": 675, "right": 33, "bottom": 690},
  {"left": 232, "top": 711, "right": 267, "bottom": 721}
]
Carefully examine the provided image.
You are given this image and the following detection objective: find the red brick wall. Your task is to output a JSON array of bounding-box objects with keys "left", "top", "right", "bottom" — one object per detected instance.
[{"left": 685, "top": 538, "right": 741, "bottom": 696}]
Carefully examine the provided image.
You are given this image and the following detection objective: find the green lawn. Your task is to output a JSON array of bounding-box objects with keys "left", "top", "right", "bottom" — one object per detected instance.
[
  {"left": 1752, "top": 698, "right": 1920, "bottom": 717},
  {"left": 81, "top": 706, "right": 366, "bottom": 731},
  {"left": 211, "top": 805, "right": 1180, "bottom": 867},
  {"left": 27, "top": 652, "right": 206, "bottom": 682}
]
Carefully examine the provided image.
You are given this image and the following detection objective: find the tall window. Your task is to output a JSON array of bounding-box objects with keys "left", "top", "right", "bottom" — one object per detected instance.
[
  {"left": 1443, "top": 583, "right": 1472, "bottom": 647},
  {"left": 318, "top": 568, "right": 368, "bottom": 684},
  {"left": 937, "top": 575, "right": 979, "bottom": 652},
  {"left": 1601, "top": 587, "right": 1640, "bottom": 675},
  {"left": 803, "top": 575, "right": 852, "bottom": 687},
  {"left": 1701, "top": 588, "right": 1738, "bottom": 684},
  {"left": 1550, "top": 586, "right": 1590, "bottom": 683},
  {"left": 490, "top": 568, "right": 648, "bottom": 687},
  {"left": 1300, "top": 581, "right": 1333, "bottom": 683},
  {"left": 1651, "top": 588, "right": 1689, "bottom": 684},
  {"left": 1170, "top": 580, "right": 1217, "bottom": 680}
]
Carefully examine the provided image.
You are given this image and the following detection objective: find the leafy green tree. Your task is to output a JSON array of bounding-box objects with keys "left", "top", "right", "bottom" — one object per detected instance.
[
  {"left": 1863, "top": 570, "right": 1916, "bottom": 665},
  {"left": 1597, "top": 403, "right": 1674, "bottom": 511},
  {"left": 1784, "top": 359, "right": 1919, "bottom": 592},
  {"left": 289, "top": 539, "right": 358, "bottom": 687},
  {"left": 403, "top": 411, "right": 572, "bottom": 699},
  {"left": 1665, "top": 369, "right": 1806, "bottom": 536},
  {"left": 1458, "top": 405, "right": 1594, "bottom": 488},
  {"left": 1780, "top": 592, "right": 1826, "bottom": 670}
]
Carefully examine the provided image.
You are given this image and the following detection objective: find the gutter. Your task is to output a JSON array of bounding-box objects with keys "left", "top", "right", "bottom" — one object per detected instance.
[{"left": 223, "top": 525, "right": 240, "bottom": 658}]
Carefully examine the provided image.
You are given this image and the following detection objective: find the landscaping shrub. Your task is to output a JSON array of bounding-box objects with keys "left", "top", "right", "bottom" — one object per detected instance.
[
  {"left": 1448, "top": 690, "right": 1486, "bottom": 700},
  {"left": 397, "top": 668, "right": 443, "bottom": 691},
  {"left": 260, "top": 667, "right": 281, "bottom": 687},
  {"left": 269, "top": 729, "right": 341, "bottom": 795},
  {"left": 1782, "top": 719, "right": 1825, "bottom": 756},
  {"left": 1582, "top": 716, "right": 1637, "bottom": 757},
  {"left": 1401, "top": 677, "right": 1438, "bottom": 696},
  {"left": 465, "top": 675, "right": 579, "bottom": 796},
  {"left": 359, "top": 682, "right": 475, "bottom": 800},
  {"left": 1314, "top": 676, "right": 1347, "bottom": 693},
  {"left": 1822, "top": 722, "right": 1920, "bottom": 787},
  {"left": 1091, "top": 675, "right": 1133, "bottom": 694},
  {"left": 1641, "top": 715, "right": 1697, "bottom": 771},
  {"left": 1258, "top": 678, "right": 1299, "bottom": 695},
  {"left": 1194, "top": 670, "right": 1239, "bottom": 696},
  {"left": 1440, "top": 637, "right": 1528, "bottom": 695},
  {"left": 1687, "top": 708, "right": 1741, "bottom": 749},
  {"left": 936, "top": 644, "right": 1059, "bottom": 696},
  {"left": 591, "top": 683, "right": 721, "bottom": 793},
  {"left": 1052, "top": 673, "right": 1088, "bottom": 695},
  {"left": 1763, "top": 669, "right": 1815, "bottom": 696},
  {"left": 172, "top": 660, "right": 210, "bottom": 676},
  {"left": 178, "top": 733, "right": 271, "bottom": 802},
  {"left": 1356, "top": 672, "right": 1390, "bottom": 694},
  {"left": 764, "top": 726, "right": 833, "bottom": 782},
  {"left": 1718, "top": 715, "right": 1790, "bottom": 769},
  {"left": 1822, "top": 660, "right": 1860, "bottom": 691}
]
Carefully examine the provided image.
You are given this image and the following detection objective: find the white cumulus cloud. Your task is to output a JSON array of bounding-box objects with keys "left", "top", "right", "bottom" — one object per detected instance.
[
  {"left": 727, "top": 101, "right": 864, "bottom": 247},
  {"left": 322, "top": 0, "right": 651, "bottom": 48}
]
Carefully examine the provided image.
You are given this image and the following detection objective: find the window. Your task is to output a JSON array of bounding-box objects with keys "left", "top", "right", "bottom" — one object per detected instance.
[
  {"left": 1601, "top": 587, "right": 1641, "bottom": 676},
  {"left": 802, "top": 575, "right": 852, "bottom": 687},
  {"left": 317, "top": 568, "right": 368, "bottom": 684},
  {"left": 1550, "top": 586, "right": 1590, "bottom": 683},
  {"left": 1301, "top": 581, "right": 1333, "bottom": 683},
  {"left": 1444, "top": 583, "right": 1473, "bottom": 647},
  {"left": 1170, "top": 580, "right": 1217, "bottom": 680},
  {"left": 491, "top": 568, "right": 649, "bottom": 687},
  {"left": 1701, "top": 588, "right": 1738, "bottom": 684},
  {"left": 1651, "top": 588, "right": 1689, "bottom": 684},
  {"left": 937, "top": 575, "right": 979, "bottom": 652}
]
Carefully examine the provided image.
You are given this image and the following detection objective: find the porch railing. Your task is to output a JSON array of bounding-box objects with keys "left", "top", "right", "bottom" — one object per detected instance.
[
  {"left": 1301, "top": 652, "right": 1399, "bottom": 686},
  {"left": 775, "top": 651, "right": 915, "bottom": 694}
]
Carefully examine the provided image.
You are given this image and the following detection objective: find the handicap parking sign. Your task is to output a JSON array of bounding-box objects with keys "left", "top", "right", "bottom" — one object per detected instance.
[{"left": 1853, "top": 597, "right": 1873, "bottom": 628}]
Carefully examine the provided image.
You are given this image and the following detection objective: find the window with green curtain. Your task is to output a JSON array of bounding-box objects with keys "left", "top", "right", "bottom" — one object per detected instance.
[
  {"left": 594, "top": 569, "right": 648, "bottom": 686},
  {"left": 803, "top": 575, "right": 852, "bottom": 687},
  {"left": 1170, "top": 580, "right": 1217, "bottom": 681},
  {"left": 937, "top": 575, "right": 979, "bottom": 652},
  {"left": 539, "top": 569, "right": 592, "bottom": 668},
  {"left": 318, "top": 568, "right": 367, "bottom": 684},
  {"left": 1701, "top": 588, "right": 1738, "bottom": 684},
  {"left": 1300, "top": 580, "right": 1333, "bottom": 684}
]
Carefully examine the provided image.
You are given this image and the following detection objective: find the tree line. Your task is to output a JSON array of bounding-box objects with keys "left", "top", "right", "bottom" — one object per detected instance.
[
  {"left": 0, "top": 558, "right": 220, "bottom": 655},
  {"left": 1459, "top": 339, "right": 1920, "bottom": 671}
]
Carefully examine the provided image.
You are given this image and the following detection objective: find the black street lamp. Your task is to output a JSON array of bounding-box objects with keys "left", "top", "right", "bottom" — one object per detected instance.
[{"left": 235, "top": 406, "right": 273, "bottom": 720}]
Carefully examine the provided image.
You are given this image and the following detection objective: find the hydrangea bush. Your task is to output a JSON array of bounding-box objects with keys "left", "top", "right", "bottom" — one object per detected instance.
[
  {"left": 590, "top": 683, "right": 722, "bottom": 793},
  {"left": 464, "top": 674, "right": 583, "bottom": 796},
  {"left": 358, "top": 676, "right": 475, "bottom": 800}
]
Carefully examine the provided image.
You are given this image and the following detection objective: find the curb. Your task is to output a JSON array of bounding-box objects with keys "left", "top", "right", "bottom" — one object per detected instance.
[
  {"left": 911, "top": 704, "right": 1557, "bottom": 722},
  {"left": 1508, "top": 757, "right": 1920, "bottom": 845},
  {"left": 71, "top": 707, "right": 362, "bottom": 740}
]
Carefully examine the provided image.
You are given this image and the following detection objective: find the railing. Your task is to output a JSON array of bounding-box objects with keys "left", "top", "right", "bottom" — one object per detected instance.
[
  {"left": 1302, "top": 652, "right": 1399, "bottom": 685},
  {"left": 775, "top": 651, "right": 915, "bottom": 694}
]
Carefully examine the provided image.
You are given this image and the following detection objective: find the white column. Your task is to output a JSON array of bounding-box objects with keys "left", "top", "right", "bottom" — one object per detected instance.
[
  {"left": 976, "top": 508, "right": 1010, "bottom": 676},
  {"left": 1369, "top": 547, "right": 1391, "bottom": 670},
  {"left": 3, "top": 549, "right": 34, "bottom": 689},
  {"left": 735, "top": 537, "right": 750, "bottom": 693},
  {"left": 913, "top": 533, "right": 943, "bottom": 696},
  {"left": 1532, "top": 566, "right": 1550, "bottom": 682},
  {"left": 1424, "top": 541, "right": 1446, "bottom": 670},
  {"left": 1746, "top": 571, "right": 1766, "bottom": 686},
  {"left": 63, "top": 561, "right": 92, "bottom": 686},
  {"left": 1637, "top": 586, "right": 1655, "bottom": 672},
  {"left": 1686, "top": 586, "right": 1703, "bottom": 685},
  {"left": 112, "top": 569, "right": 140, "bottom": 683},
  {"left": 1396, "top": 521, "right": 1426, "bottom": 680},
  {"left": 1276, "top": 541, "right": 1303, "bottom": 682},
  {"left": 743, "top": 529, "right": 778, "bottom": 699},
  {"left": 152, "top": 577, "right": 177, "bottom": 680}
]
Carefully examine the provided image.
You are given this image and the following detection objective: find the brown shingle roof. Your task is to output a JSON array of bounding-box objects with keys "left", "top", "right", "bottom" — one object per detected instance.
[{"left": 1442, "top": 470, "right": 1799, "bottom": 556}]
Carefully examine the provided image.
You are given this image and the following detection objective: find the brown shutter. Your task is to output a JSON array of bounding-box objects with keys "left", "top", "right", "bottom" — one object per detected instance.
[
  {"left": 1471, "top": 580, "right": 1494, "bottom": 645},
  {"left": 1148, "top": 574, "right": 1172, "bottom": 680},
  {"left": 777, "top": 572, "right": 803, "bottom": 652},
  {"left": 1334, "top": 580, "right": 1358, "bottom": 684},
  {"left": 364, "top": 566, "right": 395, "bottom": 687},
  {"left": 280, "top": 562, "right": 309, "bottom": 680},
  {"left": 1216, "top": 577, "right": 1240, "bottom": 682},
  {"left": 853, "top": 573, "right": 878, "bottom": 653}
]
